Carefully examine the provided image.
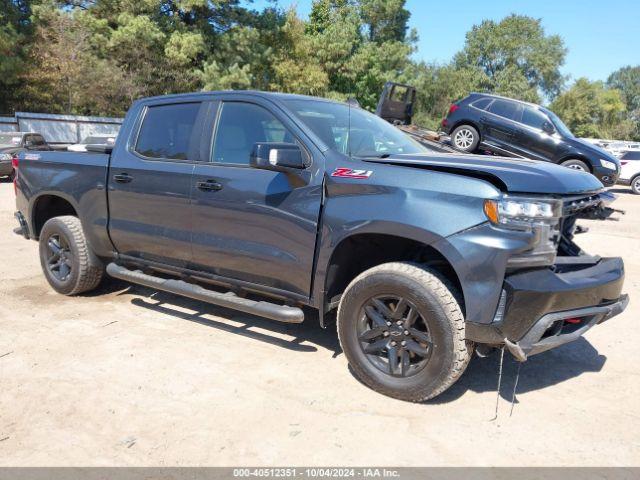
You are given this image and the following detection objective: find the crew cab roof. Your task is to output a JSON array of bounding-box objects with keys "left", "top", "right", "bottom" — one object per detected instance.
[{"left": 133, "top": 90, "right": 346, "bottom": 106}]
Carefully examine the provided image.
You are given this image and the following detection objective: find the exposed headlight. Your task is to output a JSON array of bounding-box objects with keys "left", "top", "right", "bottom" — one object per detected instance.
[
  {"left": 0, "top": 153, "right": 12, "bottom": 161},
  {"left": 484, "top": 196, "right": 563, "bottom": 268},
  {"left": 483, "top": 196, "right": 562, "bottom": 230},
  {"left": 600, "top": 159, "right": 617, "bottom": 171}
]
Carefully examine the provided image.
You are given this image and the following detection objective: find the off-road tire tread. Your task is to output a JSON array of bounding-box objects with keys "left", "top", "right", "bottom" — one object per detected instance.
[
  {"left": 41, "top": 216, "right": 103, "bottom": 295},
  {"left": 337, "top": 262, "right": 472, "bottom": 402}
]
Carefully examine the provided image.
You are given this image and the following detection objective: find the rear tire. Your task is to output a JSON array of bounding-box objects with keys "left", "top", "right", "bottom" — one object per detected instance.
[
  {"left": 337, "top": 262, "right": 472, "bottom": 402},
  {"left": 39, "top": 216, "right": 104, "bottom": 295},
  {"left": 561, "top": 158, "right": 590, "bottom": 172},
  {"left": 632, "top": 175, "right": 640, "bottom": 195},
  {"left": 451, "top": 125, "right": 480, "bottom": 152},
  {"left": 8, "top": 169, "right": 15, "bottom": 182}
]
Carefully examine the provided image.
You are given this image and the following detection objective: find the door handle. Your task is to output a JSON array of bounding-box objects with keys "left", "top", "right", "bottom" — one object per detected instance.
[
  {"left": 196, "top": 179, "right": 223, "bottom": 191},
  {"left": 113, "top": 173, "right": 133, "bottom": 183}
]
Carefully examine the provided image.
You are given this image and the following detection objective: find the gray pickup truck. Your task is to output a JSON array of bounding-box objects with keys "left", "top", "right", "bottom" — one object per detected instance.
[{"left": 13, "top": 91, "right": 628, "bottom": 401}]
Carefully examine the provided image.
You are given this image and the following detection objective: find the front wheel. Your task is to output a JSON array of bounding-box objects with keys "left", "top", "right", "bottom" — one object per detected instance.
[
  {"left": 337, "top": 262, "right": 472, "bottom": 402},
  {"left": 561, "top": 159, "right": 590, "bottom": 172},
  {"left": 632, "top": 176, "right": 640, "bottom": 195},
  {"left": 451, "top": 125, "right": 480, "bottom": 152},
  {"left": 39, "top": 216, "right": 104, "bottom": 295}
]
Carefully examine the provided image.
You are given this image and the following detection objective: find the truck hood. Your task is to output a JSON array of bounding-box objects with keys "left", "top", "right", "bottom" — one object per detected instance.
[{"left": 363, "top": 153, "right": 604, "bottom": 195}]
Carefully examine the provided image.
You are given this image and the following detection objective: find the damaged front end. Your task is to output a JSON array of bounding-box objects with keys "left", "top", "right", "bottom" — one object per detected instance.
[{"left": 466, "top": 190, "right": 629, "bottom": 361}]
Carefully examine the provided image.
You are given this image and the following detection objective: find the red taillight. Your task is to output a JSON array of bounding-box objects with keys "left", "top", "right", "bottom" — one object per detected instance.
[
  {"left": 12, "top": 154, "right": 18, "bottom": 195},
  {"left": 564, "top": 318, "right": 582, "bottom": 324},
  {"left": 448, "top": 104, "right": 460, "bottom": 114}
]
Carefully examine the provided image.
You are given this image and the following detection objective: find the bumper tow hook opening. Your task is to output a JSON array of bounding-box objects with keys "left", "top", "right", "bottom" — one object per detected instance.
[{"left": 504, "top": 338, "right": 527, "bottom": 362}]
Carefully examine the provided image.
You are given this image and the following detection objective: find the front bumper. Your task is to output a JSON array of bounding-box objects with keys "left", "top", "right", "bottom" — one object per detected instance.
[
  {"left": 466, "top": 257, "right": 627, "bottom": 360},
  {"left": 592, "top": 165, "right": 619, "bottom": 186}
]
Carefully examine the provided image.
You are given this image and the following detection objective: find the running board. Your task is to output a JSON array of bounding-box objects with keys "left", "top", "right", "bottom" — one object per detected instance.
[{"left": 106, "top": 263, "right": 305, "bottom": 324}]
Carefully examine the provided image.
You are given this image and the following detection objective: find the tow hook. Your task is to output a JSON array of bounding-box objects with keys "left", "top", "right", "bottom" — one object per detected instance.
[{"left": 504, "top": 338, "right": 527, "bottom": 362}]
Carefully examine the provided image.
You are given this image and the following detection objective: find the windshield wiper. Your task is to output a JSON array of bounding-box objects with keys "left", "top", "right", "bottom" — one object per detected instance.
[{"left": 353, "top": 152, "right": 391, "bottom": 159}]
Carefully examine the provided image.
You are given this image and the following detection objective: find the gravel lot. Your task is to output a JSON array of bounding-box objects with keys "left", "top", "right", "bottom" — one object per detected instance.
[{"left": 0, "top": 179, "right": 639, "bottom": 466}]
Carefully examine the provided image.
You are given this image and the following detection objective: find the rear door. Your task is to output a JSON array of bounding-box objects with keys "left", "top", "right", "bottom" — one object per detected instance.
[
  {"left": 190, "top": 98, "right": 323, "bottom": 299},
  {"left": 107, "top": 100, "right": 208, "bottom": 267},
  {"left": 480, "top": 99, "right": 523, "bottom": 151}
]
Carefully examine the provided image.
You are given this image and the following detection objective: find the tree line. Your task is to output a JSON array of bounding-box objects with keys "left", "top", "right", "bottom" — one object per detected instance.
[{"left": 1, "top": 0, "right": 638, "bottom": 140}]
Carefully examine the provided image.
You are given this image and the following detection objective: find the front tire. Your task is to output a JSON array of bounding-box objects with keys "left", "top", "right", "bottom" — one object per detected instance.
[
  {"left": 337, "top": 262, "right": 472, "bottom": 402},
  {"left": 39, "top": 216, "right": 104, "bottom": 295},
  {"left": 561, "top": 158, "right": 590, "bottom": 172},
  {"left": 451, "top": 125, "right": 480, "bottom": 152},
  {"left": 632, "top": 176, "right": 640, "bottom": 195}
]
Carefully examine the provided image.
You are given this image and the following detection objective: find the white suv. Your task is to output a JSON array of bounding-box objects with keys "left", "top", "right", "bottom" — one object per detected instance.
[{"left": 618, "top": 150, "right": 640, "bottom": 194}]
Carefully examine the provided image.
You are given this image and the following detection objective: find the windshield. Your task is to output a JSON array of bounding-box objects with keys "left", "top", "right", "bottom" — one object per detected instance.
[
  {"left": 284, "top": 99, "right": 426, "bottom": 157},
  {"left": 546, "top": 110, "right": 574, "bottom": 138},
  {"left": 0, "top": 133, "right": 22, "bottom": 146}
]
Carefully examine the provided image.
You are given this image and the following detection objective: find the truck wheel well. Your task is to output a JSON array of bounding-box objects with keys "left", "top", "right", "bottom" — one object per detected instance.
[
  {"left": 325, "top": 234, "right": 464, "bottom": 315},
  {"left": 32, "top": 195, "right": 78, "bottom": 238}
]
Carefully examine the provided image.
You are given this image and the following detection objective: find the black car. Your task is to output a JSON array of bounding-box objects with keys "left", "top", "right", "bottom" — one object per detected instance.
[
  {"left": 441, "top": 93, "right": 620, "bottom": 186},
  {"left": 0, "top": 132, "right": 51, "bottom": 179}
]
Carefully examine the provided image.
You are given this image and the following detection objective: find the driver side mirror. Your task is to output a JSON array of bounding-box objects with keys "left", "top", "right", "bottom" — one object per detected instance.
[
  {"left": 250, "top": 143, "right": 306, "bottom": 172},
  {"left": 542, "top": 121, "right": 555, "bottom": 134}
]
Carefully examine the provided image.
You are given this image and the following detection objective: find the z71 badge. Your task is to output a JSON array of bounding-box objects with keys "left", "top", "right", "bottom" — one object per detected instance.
[{"left": 331, "top": 167, "right": 373, "bottom": 179}]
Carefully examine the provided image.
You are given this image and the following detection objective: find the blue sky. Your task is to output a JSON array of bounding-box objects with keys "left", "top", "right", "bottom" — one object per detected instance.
[{"left": 248, "top": 0, "right": 639, "bottom": 82}]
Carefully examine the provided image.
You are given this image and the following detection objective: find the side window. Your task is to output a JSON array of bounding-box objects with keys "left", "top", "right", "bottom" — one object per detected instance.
[
  {"left": 622, "top": 151, "right": 640, "bottom": 160},
  {"left": 521, "top": 107, "right": 549, "bottom": 130},
  {"left": 488, "top": 99, "right": 521, "bottom": 120},
  {"left": 135, "top": 103, "right": 201, "bottom": 160},
  {"left": 32, "top": 135, "right": 46, "bottom": 146},
  {"left": 389, "top": 85, "right": 408, "bottom": 102},
  {"left": 471, "top": 98, "right": 492, "bottom": 110},
  {"left": 212, "top": 102, "right": 295, "bottom": 165}
]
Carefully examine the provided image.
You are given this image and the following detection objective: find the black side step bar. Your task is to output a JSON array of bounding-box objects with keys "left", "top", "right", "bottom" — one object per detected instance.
[{"left": 106, "top": 263, "right": 305, "bottom": 324}]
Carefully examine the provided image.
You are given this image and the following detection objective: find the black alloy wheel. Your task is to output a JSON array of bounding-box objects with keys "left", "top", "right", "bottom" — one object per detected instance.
[
  {"left": 45, "top": 233, "right": 73, "bottom": 282},
  {"left": 357, "top": 295, "right": 432, "bottom": 377}
]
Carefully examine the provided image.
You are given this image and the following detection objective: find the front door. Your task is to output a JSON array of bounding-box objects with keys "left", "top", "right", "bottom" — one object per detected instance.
[
  {"left": 513, "top": 106, "right": 559, "bottom": 161},
  {"left": 480, "top": 99, "right": 523, "bottom": 152},
  {"left": 108, "top": 101, "right": 207, "bottom": 267},
  {"left": 190, "top": 100, "right": 323, "bottom": 298}
]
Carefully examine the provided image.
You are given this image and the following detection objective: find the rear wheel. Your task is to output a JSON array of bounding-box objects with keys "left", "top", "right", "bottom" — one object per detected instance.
[
  {"left": 39, "top": 216, "right": 104, "bottom": 295},
  {"left": 561, "top": 158, "right": 590, "bottom": 172},
  {"left": 337, "top": 262, "right": 472, "bottom": 402},
  {"left": 8, "top": 169, "right": 15, "bottom": 182},
  {"left": 632, "top": 175, "right": 640, "bottom": 195},
  {"left": 451, "top": 125, "right": 480, "bottom": 152}
]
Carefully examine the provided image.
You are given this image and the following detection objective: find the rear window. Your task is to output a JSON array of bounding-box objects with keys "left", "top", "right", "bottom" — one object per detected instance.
[
  {"left": 488, "top": 99, "right": 521, "bottom": 120},
  {"left": 621, "top": 151, "right": 640, "bottom": 161},
  {"left": 135, "top": 103, "right": 201, "bottom": 160},
  {"left": 471, "top": 98, "right": 492, "bottom": 110}
]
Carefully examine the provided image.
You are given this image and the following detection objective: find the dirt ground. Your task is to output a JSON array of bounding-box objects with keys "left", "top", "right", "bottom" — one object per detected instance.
[{"left": 0, "top": 179, "right": 639, "bottom": 467}]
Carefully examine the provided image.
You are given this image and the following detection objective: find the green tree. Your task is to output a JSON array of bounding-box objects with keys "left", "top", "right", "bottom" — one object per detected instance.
[
  {"left": 454, "top": 14, "right": 566, "bottom": 101},
  {"left": 359, "top": 0, "right": 410, "bottom": 43},
  {"left": 550, "top": 78, "right": 634, "bottom": 140},
  {"left": 607, "top": 66, "right": 640, "bottom": 139},
  {"left": 0, "top": 0, "right": 32, "bottom": 113}
]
